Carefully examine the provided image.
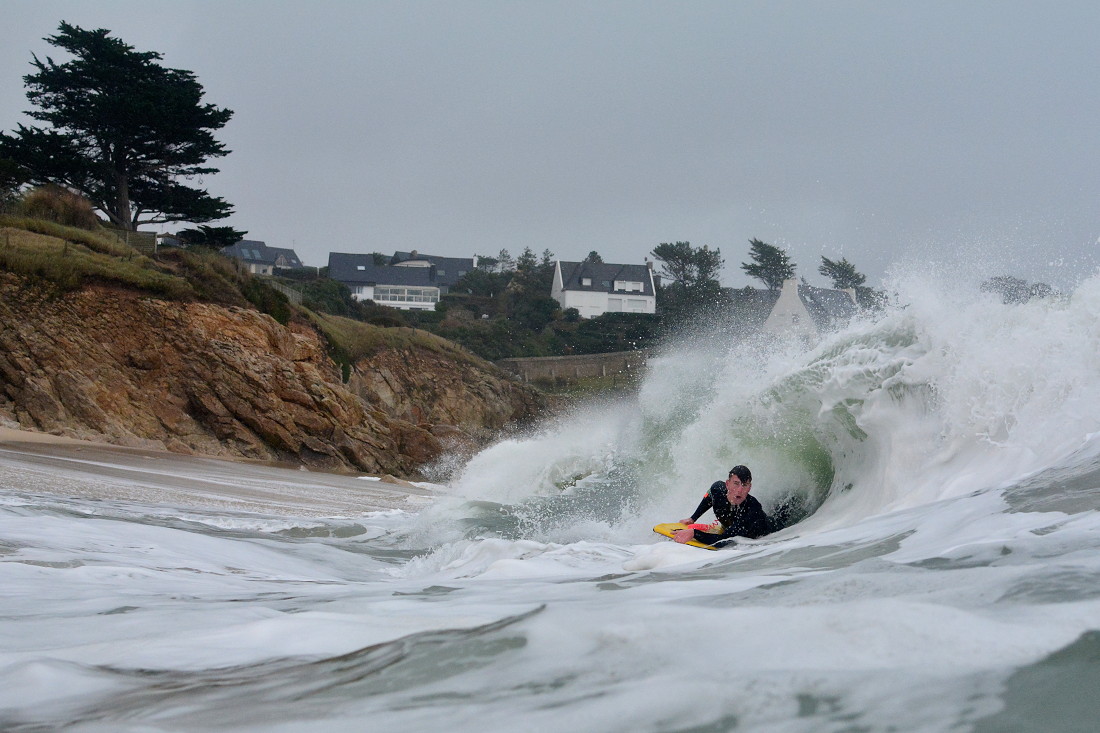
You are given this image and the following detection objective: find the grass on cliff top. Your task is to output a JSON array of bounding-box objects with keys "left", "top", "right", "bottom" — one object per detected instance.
[
  {"left": 309, "top": 311, "right": 490, "bottom": 369},
  {"left": 0, "top": 217, "right": 286, "bottom": 319},
  {"left": 0, "top": 219, "right": 193, "bottom": 298}
]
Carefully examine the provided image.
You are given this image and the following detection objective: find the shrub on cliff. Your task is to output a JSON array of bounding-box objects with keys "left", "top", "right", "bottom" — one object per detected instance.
[
  {"left": 240, "top": 277, "right": 291, "bottom": 325},
  {"left": 15, "top": 186, "right": 100, "bottom": 229},
  {"left": 159, "top": 246, "right": 293, "bottom": 323}
]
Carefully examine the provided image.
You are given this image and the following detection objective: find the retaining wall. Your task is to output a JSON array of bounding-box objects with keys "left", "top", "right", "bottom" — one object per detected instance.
[{"left": 495, "top": 350, "right": 648, "bottom": 383}]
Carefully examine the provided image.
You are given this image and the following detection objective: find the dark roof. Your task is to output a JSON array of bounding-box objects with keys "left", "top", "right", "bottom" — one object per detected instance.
[
  {"left": 327, "top": 252, "right": 436, "bottom": 287},
  {"left": 798, "top": 283, "right": 858, "bottom": 331},
  {"left": 557, "top": 261, "right": 655, "bottom": 296},
  {"left": 221, "top": 240, "right": 303, "bottom": 269},
  {"left": 729, "top": 287, "right": 782, "bottom": 329},
  {"left": 390, "top": 251, "right": 476, "bottom": 288}
]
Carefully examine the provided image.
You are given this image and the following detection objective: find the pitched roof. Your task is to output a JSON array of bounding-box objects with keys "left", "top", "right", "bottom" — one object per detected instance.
[
  {"left": 390, "top": 251, "right": 476, "bottom": 288},
  {"left": 327, "top": 252, "right": 436, "bottom": 287},
  {"left": 797, "top": 283, "right": 859, "bottom": 331},
  {"left": 221, "top": 240, "right": 303, "bottom": 269},
  {"left": 557, "top": 261, "right": 655, "bottom": 296},
  {"left": 727, "top": 287, "right": 782, "bottom": 328}
]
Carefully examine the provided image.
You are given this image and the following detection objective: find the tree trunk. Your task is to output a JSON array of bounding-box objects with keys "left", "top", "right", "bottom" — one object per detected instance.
[{"left": 115, "top": 169, "right": 134, "bottom": 230}]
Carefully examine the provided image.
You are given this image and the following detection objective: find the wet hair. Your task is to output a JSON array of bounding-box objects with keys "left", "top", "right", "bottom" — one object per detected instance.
[{"left": 728, "top": 465, "right": 752, "bottom": 484}]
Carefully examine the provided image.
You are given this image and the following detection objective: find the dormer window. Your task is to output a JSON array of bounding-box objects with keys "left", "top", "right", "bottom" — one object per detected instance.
[{"left": 581, "top": 277, "right": 592, "bottom": 286}]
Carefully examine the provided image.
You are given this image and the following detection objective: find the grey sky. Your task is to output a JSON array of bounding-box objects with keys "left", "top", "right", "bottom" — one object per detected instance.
[{"left": 3, "top": 1, "right": 1099, "bottom": 288}]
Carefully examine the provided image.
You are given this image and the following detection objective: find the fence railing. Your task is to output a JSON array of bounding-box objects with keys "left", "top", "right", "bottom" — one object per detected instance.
[
  {"left": 263, "top": 278, "right": 303, "bottom": 305},
  {"left": 102, "top": 229, "right": 157, "bottom": 254}
]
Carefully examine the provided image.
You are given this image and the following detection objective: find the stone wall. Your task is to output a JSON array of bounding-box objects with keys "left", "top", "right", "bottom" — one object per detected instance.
[{"left": 495, "top": 350, "right": 648, "bottom": 384}]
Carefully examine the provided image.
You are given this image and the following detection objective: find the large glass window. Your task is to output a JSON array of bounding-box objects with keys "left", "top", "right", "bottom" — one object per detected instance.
[{"left": 374, "top": 286, "right": 439, "bottom": 303}]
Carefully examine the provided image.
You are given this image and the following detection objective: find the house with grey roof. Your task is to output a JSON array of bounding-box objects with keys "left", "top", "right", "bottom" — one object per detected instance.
[
  {"left": 221, "top": 240, "right": 303, "bottom": 275},
  {"left": 390, "top": 250, "right": 478, "bottom": 293},
  {"left": 551, "top": 260, "right": 658, "bottom": 319},
  {"left": 327, "top": 252, "right": 441, "bottom": 311}
]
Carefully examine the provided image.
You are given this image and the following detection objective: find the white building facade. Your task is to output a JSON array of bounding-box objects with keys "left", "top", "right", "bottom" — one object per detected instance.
[
  {"left": 327, "top": 253, "right": 441, "bottom": 311},
  {"left": 551, "top": 261, "right": 657, "bottom": 319}
]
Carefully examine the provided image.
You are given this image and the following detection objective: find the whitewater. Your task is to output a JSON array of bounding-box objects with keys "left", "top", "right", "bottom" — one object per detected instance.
[{"left": 3, "top": 269, "right": 1100, "bottom": 732}]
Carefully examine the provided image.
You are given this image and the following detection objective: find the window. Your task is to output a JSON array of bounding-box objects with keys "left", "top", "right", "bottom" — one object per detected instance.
[
  {"left": 608, "top": 298, "right": 622, "bottom": 312},
  {"left": 615, "top": 281, "right": 643, "bottom": 292},
  {"left": 374, "top": 286, "right": 439, "bottom": 303},
  {"left": 581, "top": 278, "right": 591, "bottom": 286},
  {"left": 357, "top": 265, "right": 365, "bottom": 271}
]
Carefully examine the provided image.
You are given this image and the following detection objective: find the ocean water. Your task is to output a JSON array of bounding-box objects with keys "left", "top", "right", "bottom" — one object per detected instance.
[{"left": 3, "top": 271, "right": 1100, "bottom": 732}]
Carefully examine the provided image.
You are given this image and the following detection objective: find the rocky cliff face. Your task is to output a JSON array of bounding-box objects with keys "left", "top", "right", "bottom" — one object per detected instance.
[{"left": 0, "top": 273, "right": 546, "bottom": 477}]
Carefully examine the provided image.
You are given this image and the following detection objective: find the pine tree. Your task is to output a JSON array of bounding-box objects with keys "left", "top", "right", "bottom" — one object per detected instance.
[
  {"left": 818, "top": 256, "right": 867, "bottom": 290},
  {"left": 740, "top": 238, "right": 795, "bottom": 290},
  {"left": 0, "top": 22, "right": 234, "bottom": 230}
]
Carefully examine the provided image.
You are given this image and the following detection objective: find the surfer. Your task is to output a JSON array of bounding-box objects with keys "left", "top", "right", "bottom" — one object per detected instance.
[{"left": 673, "top": 465, "right": 771, "bottom": 546}]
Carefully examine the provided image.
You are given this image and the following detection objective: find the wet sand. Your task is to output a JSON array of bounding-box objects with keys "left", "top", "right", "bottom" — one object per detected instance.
[{"left": 0, "top": 426, "right": 434, "bottom": 516}]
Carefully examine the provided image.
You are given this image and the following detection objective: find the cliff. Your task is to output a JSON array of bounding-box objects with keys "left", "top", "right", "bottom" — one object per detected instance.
[{"left": 0, "top": 272, "right": 546, "bottom": 477}]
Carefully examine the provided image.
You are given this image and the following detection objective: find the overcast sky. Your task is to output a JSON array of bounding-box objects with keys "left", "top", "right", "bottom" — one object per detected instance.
[{"left": 4, "top": 1, "right": 1099, "bottom": 288}]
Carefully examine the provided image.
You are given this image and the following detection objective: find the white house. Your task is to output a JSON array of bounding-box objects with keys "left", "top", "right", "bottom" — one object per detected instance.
[
  {"left": 327, "top": 252, "right": 440, "bottom": 311},
  {"left": 551, "top": 261, "right": 657, "bottom": 319},
  {"left": 761, "top": 278, "right": 858, "bottom": 339}
]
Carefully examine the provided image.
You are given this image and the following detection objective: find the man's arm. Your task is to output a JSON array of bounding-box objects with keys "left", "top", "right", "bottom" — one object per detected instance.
[
  {"left": 678, "top": 490, "right": 714, "bottom": 525},
  {"left": 689, "top": 493, "right": 713, "bottom": 522}
]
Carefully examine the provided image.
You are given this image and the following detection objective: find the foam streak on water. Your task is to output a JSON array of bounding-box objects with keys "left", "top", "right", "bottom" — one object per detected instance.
[{"left": 4, "top": 272, "right": 1100, "bottom": 731}]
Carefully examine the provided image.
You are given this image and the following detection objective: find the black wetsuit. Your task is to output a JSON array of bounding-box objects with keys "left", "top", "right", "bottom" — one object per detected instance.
[{"left": 688, "top": 481, "right": 770, "bottom": 545}]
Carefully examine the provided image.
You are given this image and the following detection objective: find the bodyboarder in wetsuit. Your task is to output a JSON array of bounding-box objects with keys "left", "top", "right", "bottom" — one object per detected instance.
[{"left": 674, "top": 465, "right": 770, "bottom": 546}]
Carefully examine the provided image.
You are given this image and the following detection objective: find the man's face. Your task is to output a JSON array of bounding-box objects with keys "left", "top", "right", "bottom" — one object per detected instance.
[{"left": 725, "top": 475, "right": 751, "bottom": 505}]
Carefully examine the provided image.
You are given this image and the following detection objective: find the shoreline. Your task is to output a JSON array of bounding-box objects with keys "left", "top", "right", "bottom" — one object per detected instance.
[{"left": 0, "top": 425, "right": 435, "bottom": 517}]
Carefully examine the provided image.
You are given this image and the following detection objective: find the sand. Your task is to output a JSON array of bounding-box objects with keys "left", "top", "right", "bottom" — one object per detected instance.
[{"left": 0, "top": 426, "right": 435, "bottom": 517}]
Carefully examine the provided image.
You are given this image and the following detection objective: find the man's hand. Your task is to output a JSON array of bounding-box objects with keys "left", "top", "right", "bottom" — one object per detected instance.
[{"left": 672, "top": 528, "right": 694, "bottom": 544}]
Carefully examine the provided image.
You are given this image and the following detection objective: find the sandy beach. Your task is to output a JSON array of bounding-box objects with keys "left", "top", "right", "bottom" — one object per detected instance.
[{"left": 0, "top": 425, "right": 434, "bottom": 516}]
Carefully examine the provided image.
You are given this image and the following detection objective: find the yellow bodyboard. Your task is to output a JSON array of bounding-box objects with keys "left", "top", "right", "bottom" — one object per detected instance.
[{"left": 652, "top": 522, "right": 720, "bottom": 550}]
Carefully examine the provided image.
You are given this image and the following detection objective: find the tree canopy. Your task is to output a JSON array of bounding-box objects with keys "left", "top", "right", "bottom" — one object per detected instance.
[
  {"left": 177, "top": 225, "right": 246, "bottom": 248},
  {"left": 0, "top": 22, "right": 234, "bottom": 230},
  {"left": 740, "top": 239, "right": 795, "bottom": 290},
  {"left": 650, "top": 241, "right": 724, "bottom": 289},
  {"left": 650, "top": 241, "right": 724, "bottom": 324},
  {"left": 818, "top": 256, "right": 867, "bottom": 290}
]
